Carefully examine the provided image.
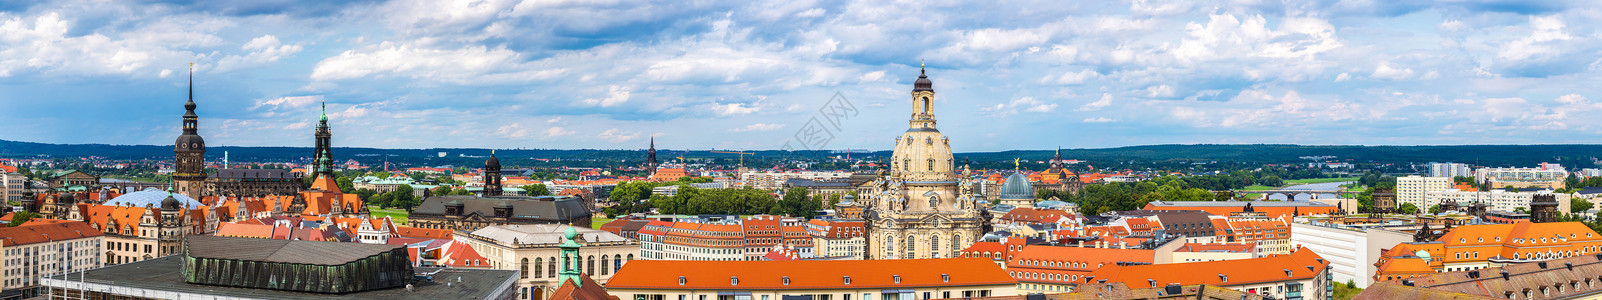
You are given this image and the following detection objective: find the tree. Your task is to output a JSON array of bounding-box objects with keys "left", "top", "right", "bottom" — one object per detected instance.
[
  {"left": 354, "top": 188, "right": 377, "bottom": 202},
  {"left": 337, "top": 176, "right": 355, "bottom": 192},
  {"left": 390, "top": 185, "right": 419, "bottom": 210},
  {"left": 1398, "top": 203, "right": 1420, "bottom": 214},
  {"left": 1260, "top": 175, "right": 1284, "bottom": 187},
  {"left": 7, "top": 211, "right": 39, "bottom": 227},
  {"left": 1428, "top": 204, "right": 1443, "bottom": 214},
  {"left": 409, "top": 172, "right": 427, "bottom": 181},
  {"left": 1573, "top": 198, "right": 1595, "bottom": 213},
  {"left": 827, "top": 193, "right": 842, "bottom": 207},
  {"left": 1515, "top": 207, "right": 1528, "bottom": 214},
  {"left": 522, "top": 184, "right": 551, "bottom": 196},
  {"left": 430, "top": 186, "right": 454, "bottom": 198}
]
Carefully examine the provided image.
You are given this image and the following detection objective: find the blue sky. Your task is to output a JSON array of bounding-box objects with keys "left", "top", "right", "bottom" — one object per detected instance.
[{"left": 2, "top": 0, "right": 1601, "bottom": 152}]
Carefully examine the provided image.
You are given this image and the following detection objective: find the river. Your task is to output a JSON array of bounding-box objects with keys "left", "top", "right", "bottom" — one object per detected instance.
[{"left": 1265, "top": 181, "right": 1354, "bottom": 201}]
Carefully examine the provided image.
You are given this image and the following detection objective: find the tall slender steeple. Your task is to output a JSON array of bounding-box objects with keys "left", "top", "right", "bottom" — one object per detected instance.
[
  {"left": 173, "top": 64, "right": 207, "bottom": 200},
  {"left": 646, "top": 135, "right": 658, "bottom": 175},
  {"left": 313, "top": 99, "right": 334, "bottom": 179}
]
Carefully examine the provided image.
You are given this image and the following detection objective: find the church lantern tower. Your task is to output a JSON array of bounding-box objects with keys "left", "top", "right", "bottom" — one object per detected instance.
[
  {"left": 173, "top": 65, "right": 208, "bottom": 201},
  {"left": 484, "top": 150, "right": 502, "bottom": 196},
  {"left": 864, "top": 64, "right": 984, "bottom": 260}
]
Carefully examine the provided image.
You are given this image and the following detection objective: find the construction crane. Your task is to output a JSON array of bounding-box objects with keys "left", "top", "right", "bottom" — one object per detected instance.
[{"left": 711, "top": 150, "right": 756, "bottom": 170}]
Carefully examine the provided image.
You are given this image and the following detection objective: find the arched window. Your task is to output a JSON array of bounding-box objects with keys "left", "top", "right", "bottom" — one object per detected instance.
[
  {"left": 601, "top": 255, "right": 610, "bottom": 275},
  {"left": 952, "top": 234, "right": 962, "bottom": 254},
  {"left": 548, "top": 257, "right": 557, "bottom": 278},
  {"left": 905, "top": 235, "right": 916, "bottom": 259},
  {"left": 521, "top": 258, "right": 529, "bottom": 279},
  {"left": 930, "top": 235, "right": 941, "bottom": 257},
  {"left": 587, "top": 255, "right": 595, "bottom": 274},
  {"left": 534, "top": 258, "right": 543, "bottom": 278}
]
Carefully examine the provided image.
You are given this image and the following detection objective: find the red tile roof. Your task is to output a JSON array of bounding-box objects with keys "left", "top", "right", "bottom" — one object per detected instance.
[
  {"left": 607, "top": 258, "right": 1016, "bottom": 289},
  {"left": 394, "top": 226, "right": 452, "bottom": 239},
  {"left": 0, "top": 221, "right": 103, "bottom": 246},
  {"left": 1086, "top": 247, "right": 1328, "bottom": 288}
]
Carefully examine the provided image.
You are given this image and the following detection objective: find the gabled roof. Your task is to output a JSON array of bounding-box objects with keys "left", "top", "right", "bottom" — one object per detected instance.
[
  {"left": 607, "top": 258, "right": 1015, "bottom": 289},
  {"left": 437, "top": 240, "right": 491, "bottom": 268},
  {"left": 394, "top": 226, "right": 453, "bottom": 240},
  {"left": 1085, "top": 247, "right": 1328, "bottom": 288},
  {"left": 0, "top": 221, "right": 103, "bottom": 246}
]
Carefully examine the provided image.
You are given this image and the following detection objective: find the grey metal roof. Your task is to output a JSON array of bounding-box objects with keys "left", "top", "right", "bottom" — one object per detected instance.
[
  {"left": 468, "top": 224, "right": 629, "bottom": 245},
  {"left": 44, "top": 256, "right": 517, "bottom": 300},
  {"left": 104, "top": 187, "right": 204, "bottom": 209},
  {"left": 185, "top": 235, "right": 405, "bottom": 266},
  {"left": 412, "top": 195, "right": 589, "bottom": 220}
]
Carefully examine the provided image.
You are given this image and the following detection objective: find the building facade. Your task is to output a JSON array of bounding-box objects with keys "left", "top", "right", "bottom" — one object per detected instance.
[
  {"left": 1288, "top": 222, "right": 1413, "bottom": 287},
  {"left": 636, "top": 215, "right": 816, "bottom": 261},
  {"left": 1086, "top": 247, "right": 1332, "bottom": 300},
  {"left": 1424, "top": 189, "right": 1571, "bottom": 214},
  {"left": 807, "top": 219, "right": 866, "bottom": 259},
  {"left": 1478, "top": 166, "right": 1568, "bottom": 190},
  {"left": 452, "top": 224, "right": 637, "bottom": 300},
  {"left": 1395, "top": 176, "right": 1451, "bottom": 210},
  {"left": 204, "top": 169, "right": 301, "bottom": 198},
  {"left": 1372, "top": 221, "right": 1602, "bottom": 282},
  {"left": 68, "top": 188, "right": 217, "bottom": 266},
  {"left": 865, "top": 67, "right": 986, "bottom": 260},
  {"left": 0, "top": 221, "right": 103, "bottom": 293}
]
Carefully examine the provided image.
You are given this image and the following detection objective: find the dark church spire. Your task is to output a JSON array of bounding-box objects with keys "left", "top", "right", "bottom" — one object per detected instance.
[
  {"left": 646, "top": 135, "right": 658, "bottom": 175},
  {"left": 173, "top": 63, "right": 207, "bottom": 200},
  {"left": 313, "top": 99, "right": 334, "bottom": 178},
  {"left": 484, "top": 150, "right": 502, "bottom": 196}
]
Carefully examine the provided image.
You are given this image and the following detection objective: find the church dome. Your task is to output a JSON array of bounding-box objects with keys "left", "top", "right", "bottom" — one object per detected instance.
[
  {"left": 485, "top": 154, "right": 501, "bottom": 169},
  {"left": 998, "top": 172, "right": 1033, "bottom": 200},
  {"left": 913, "top": 69, "right": 933, "bottom": 92},
  {"left": 161, "top": 193, "right": 183, "bottom": 211}
]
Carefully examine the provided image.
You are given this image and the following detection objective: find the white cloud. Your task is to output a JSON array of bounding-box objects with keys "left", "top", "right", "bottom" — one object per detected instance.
[
  {"left": 1371, "top": 63, "right": 1414, "bottom": 80},
  {"left": 216, "top": 35, "right": 304, "bottom": 72},
  {"left": 1077, "top": 93, "right": 1113, "bottom": 111},
  {"left": 543, "top": 126, "right": 574, "bottom": 137},
  {"left": 795, "top": 8, "right": 825, "bottom": 18},
  {"left": 253, "top": 95, "right": 322, "bottom": 110},
  {"left": 732, "top": 123, "right": 785, "bottom": 132},
  {"left": 1055, "top": 69, "right": 1099, "bottom": 85},
  {"left": 1083, "top": 117, "right": 1114, "bottom": 123},
  {"left": 1146, "top": 85, "right": 1176, "bottom": 98},
  {"left": 985, "top": 97, "right": 1057, "bottom": 116},
  {"left": 310, "top": 43, "right": 565, "bottom": 83},
  {"left": 597, "top": 129, "right": 640, "bottom": 142},
  {"left": 582, "top": 85, "right": 632, "bottom": 107},
  {"left": 1334, "top": 72, "right": 1350, "bottom": 82},
  {"left": 495, "top": 123, "right": 532, "bottom": 139},
  {"left": 713, "top": 102, "right": 762, "bottom": 115},
  {"left": 546, "top": 117, "right": 564, "bottom": 124},
  {"left": 1498, "top": 15, "right": 1572, "bottom": 62}
]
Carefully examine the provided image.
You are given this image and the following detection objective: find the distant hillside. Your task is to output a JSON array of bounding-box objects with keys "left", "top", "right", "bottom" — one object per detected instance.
[{"left": 2, "top": 139, "right": 1599, "bottom": 169}]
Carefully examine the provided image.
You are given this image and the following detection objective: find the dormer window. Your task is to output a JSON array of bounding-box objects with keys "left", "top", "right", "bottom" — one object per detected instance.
[
  {"left": 893, "top": 275, "right": 901, "bottom": 284},
  {"left": 782, "top": 276, "right": 790, "bottom": 285},
  {"left": 942, "top": 274, "right": 949, "bottom": 282},
  {"left": 843, "top": 276, "right": 851, "bottom": 285},
  {"left": 1219, "top": 274, "right": 1227, "bottom": 282},
  {"left": 678, "top": 276, "right": 686, "bottom": 285},
  {"left": 730, "top": 276, "right": 738, "bottom": 285}
]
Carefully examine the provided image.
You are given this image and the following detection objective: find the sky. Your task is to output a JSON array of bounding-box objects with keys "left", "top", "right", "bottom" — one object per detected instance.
[{"left": 2, "top": 0, "right": 1601, "bottom": 152}]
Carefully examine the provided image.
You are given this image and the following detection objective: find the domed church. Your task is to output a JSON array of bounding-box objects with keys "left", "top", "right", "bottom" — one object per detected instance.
[{"left": 864, "top": 66, "right": 986, "bottom": 259}]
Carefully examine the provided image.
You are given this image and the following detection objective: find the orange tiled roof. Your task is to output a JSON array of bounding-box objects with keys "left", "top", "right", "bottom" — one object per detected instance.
[
  {"left": 606, "top": 258, "right": 1015, "bottom": 289},
  {"left": 1086, "top": 247, "right": 1328, "bottom": 288},
  {"left": 1176, "top": 243, "right": 1256, "bottom": 253},
  {"left": 438, "top": 240, "right": 492, "bottom": 268},
  {"left": 394, "top": 226, "right": 452, "bottom": 239},
  {"left": 0, "top": 221, "right": 103, "bottom": 246},
  {"left": 215, "top": 222, "right": 275, "bottom": 239}
]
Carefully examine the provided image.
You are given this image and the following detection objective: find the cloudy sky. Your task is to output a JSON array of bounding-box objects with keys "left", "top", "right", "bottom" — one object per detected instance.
[{"left": 2, "top": 0, "right": 1600, "bottom": 151}]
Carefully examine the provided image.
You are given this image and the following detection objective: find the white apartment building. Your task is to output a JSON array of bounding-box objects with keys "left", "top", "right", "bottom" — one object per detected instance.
[
  {"left": 1, "top": 221, "right": 105, "bottom": 291},
  {"left": 1396, "top": 176, "right": 1451, "bottom": 209},
  {"left": 739, "top": 171, "right": 851, "bottom": 190},
  {"left": 0, "top": 171, "right": 23, "bottom": 204},
  {"left": 1477, "top": 165, "right": 1569, "bottom": 189},
  {"left": 1429, "top": 162, "right": 1474, "bottom": 178},
  {"left": 1288, "top": 223, "right": 1413, "bottom": 287},
  {"left": 1425, "top": 189, "right": 1572, "bottom": 213}
]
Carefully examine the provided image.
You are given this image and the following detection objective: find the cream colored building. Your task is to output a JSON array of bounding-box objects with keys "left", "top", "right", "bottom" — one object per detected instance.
[
  {"left": 453, "top": 224, "right": 639, "bottom": 300},
  {"left": 1425, "top": 189, "right": 1571, "bottom": 213},
  {"left": 0, "top": 221, "right": 104, "bottom": 292},
  {"left": 741, "top": 171, "right": 851, "bottom": 190},
  {"left": 1396, "top": 176, "right": 1451, "bottom": 209},
  {"left": 865, "top": 68, "right": 986, "bottom": 260}
]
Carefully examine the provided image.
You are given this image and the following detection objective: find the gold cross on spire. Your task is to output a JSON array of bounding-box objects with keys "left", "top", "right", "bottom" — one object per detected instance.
[
  {"left": 1014, "top": 158, "right": 1020, "bottom": 171},
  {"left": 921, "top": 58, "right": 925, "bottom": 68}
]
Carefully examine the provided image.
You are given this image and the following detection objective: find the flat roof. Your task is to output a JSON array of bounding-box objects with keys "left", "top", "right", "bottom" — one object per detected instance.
[{"left": 43, "top": 256, "right": 518, "bottom": 300}]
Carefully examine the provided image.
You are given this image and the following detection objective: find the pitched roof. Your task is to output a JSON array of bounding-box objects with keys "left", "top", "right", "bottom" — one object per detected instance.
[
  {"left": 215, "top": 223, "right": 276, "bottom": 239},
  {"left": 549, "top": 274, "right": 619, "bottom": 300},
  {"left": 606, "top": 258, "right": 1015, "bottom": 289},
  {"left": 437, "top": 240, "right": 491, "bottom": 268},
  {"left": 0, "top": 221, "right": 103, "bottom": 246},
  {"left": 394, "top": 226, "right": 453, "bottom": 239},
  {"left": 1085, "top": 247, "right": 1328, "bottom": 288},
  {"left": 1007, "top": 246, "right": 1155, "bottom": 269}
]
